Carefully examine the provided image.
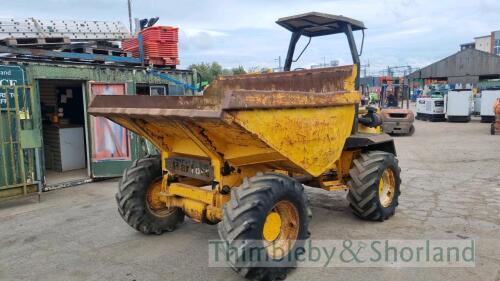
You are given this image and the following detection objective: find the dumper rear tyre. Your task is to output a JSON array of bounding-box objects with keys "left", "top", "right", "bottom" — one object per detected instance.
[
  {"left": 116, "top": 155, "right": 184, "bottom": 234},
  {"left": 218, "top": 173, "right": 311, "bottom": 281},
  {"left": 347, "top": 151, "right": 401, "bottom": 221}
]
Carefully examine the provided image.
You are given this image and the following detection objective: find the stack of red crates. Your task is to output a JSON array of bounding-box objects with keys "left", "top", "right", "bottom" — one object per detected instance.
[
  {"left": 121, "top": 26, "right": 179, "bottom": 66},
  {"left": 121, "top": 38, "right": 138, "bottom": 52}
]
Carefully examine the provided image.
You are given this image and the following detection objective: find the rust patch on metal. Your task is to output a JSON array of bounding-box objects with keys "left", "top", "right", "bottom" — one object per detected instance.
[
  {"left": 217, "top": 65, "right": 355, "bottom": 93},
  {"left": 88, "top": 65, "right": 358, "bottom": 119},
  {"left": 223, "top": 90, "right": 359, "bottom": 110}
]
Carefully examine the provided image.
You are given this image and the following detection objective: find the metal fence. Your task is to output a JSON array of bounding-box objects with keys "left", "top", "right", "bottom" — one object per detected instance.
[{"left": 0, "top": 85, "right": 41, "bottom": 196}]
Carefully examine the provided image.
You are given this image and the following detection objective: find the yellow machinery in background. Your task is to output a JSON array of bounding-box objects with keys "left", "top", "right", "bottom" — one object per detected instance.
[
  {"left": 89, "top": 12, "right": 400, "bottom": 281},
  {"left": 358, "top": 105, "right": 383, "bottom": 134}
]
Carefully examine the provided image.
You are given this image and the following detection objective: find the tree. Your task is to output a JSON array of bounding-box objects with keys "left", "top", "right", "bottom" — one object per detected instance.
[
  {"left": 231, "top": 65, "right": 247, "bottom": 75},
  {"left": 188, "top": 62, "right": 247, "bottom": 82},
  {"left": 222, "top": 68, "right": 233, "bottom": 76},
  {"left": 247, "top": 66, "right": 261, "bottom": 73},
  {"left": 188, "top": 62, "right": 223, "bottom": 83}
]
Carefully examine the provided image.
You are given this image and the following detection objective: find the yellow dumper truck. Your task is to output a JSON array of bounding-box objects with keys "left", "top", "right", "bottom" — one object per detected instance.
[{"left": 89, "top": 12, "right": 401, "bottom": 281}]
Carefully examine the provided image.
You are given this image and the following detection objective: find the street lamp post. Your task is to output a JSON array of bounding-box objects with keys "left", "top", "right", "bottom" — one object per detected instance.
[
  {"left": 127, "top": 0, "right": 133, "bottom": 34},
  {"left": 274, "top": 56, "right": 282, "bottom": 71}
]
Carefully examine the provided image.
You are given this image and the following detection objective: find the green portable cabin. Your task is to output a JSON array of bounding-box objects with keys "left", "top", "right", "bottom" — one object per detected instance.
[{"left": 0, "top": 60, "right": 196, "bottom": 199}]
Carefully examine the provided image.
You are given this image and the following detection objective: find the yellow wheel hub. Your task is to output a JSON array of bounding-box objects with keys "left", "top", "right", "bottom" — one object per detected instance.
[
  {"left": 146, "top": 179, "right": 175, "bottom": 217},
  {"left": 262, "top": 200, "right": 299, "bottom": 259},
  {"left": 263, "top": 212, "right": 282, "bottom": 242},
  {"left": 378, "top": 168, "right": 396, "bottom": 208}
]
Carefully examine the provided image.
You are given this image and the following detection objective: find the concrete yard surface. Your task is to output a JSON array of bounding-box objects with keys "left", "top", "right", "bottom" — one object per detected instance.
[{"left": 0, "top": 118, "right": 499, "bottom": 281}]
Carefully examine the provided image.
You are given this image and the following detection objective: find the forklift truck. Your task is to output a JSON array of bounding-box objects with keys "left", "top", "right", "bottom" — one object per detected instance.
[{"left": 379, "top": 81, "right": 415, "bottom": 136}]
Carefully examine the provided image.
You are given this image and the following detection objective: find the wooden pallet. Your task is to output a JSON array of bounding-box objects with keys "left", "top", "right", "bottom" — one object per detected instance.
[
  {"left": 64, "top": 46, "right": 132, "bottom": 57},
  {"left": 3, "top": 36, "right": 70, "bottom": 47}
]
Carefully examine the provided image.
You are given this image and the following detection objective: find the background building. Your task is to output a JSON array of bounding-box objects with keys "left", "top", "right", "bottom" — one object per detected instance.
[
  {"left": 461, "top": 30, "right": 500, "bottom": 55},
  {"left": 460, "top": 42, "right": 475, "bottom": 51},
  {"left": 407, "top": 48, "right": 500, "bottom": 85},
  {"left": 492, "top": 30, "right": 500, "bottom": 55},
  {"left": 475, "top": 35, "right": 492, "bottom": 53}
]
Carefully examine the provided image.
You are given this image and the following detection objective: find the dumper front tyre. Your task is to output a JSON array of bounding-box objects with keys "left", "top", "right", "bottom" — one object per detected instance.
[
  {"left": 347, "top": 151, "right": 401, "bottom": 221},
  {"left": 218, "top": 174, "right": 311, "bottom": 281},
  {"left": 116, "top": 156, "right": 184, "bottom": 234}
]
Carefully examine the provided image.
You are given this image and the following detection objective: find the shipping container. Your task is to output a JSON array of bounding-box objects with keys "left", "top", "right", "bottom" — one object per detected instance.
[{"left": 0, "top": 60, "right": 195, "bottom": 199}]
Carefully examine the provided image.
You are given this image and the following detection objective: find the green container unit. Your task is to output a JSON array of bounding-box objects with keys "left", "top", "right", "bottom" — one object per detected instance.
[
  {"left": 0, "top": 65, "right": 40, "bottom": 198},
  {"left": 0, "top": 61, "right": 195, "bottom": 199}
]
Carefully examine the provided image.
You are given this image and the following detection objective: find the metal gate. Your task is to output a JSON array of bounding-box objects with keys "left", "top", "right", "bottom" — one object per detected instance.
[{"left": 0, "top": 85, "right": 42, "bottom": 198}]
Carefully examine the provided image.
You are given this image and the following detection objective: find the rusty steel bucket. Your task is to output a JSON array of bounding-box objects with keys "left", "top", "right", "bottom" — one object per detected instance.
[{"left": 88, "top": 65, "right": 360, "bottom": 177}]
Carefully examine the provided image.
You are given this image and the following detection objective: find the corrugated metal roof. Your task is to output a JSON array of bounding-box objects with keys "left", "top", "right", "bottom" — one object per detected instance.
[{"left": 407, "top": 48, "right": 500, "bottom": 80}]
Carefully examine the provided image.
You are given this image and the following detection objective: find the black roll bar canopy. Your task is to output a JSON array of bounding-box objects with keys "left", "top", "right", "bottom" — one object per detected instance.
[{"left": 276, "top": 12, "right": 366, "bottom": 74}]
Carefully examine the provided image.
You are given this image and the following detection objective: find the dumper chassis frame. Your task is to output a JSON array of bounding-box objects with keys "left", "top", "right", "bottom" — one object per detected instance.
[{"left": 113, "top": 114, "right": 397, "bottom": 225}]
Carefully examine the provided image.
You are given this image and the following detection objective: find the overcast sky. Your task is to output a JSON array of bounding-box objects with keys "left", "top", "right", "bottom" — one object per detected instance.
[{"left": 2, "top": 0, "right": 499, "bottom": 74}]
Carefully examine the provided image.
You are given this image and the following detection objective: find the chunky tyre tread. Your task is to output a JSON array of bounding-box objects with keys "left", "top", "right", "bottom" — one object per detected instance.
[
  {"left": 116, "top": 155, "right": 184, "bottom": 235},
  {"left": 218, "top": 173, "right": 311, "bottom": 281},
  {"left": 347, "top": 151, "right": 401, "bottom": 221}
]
